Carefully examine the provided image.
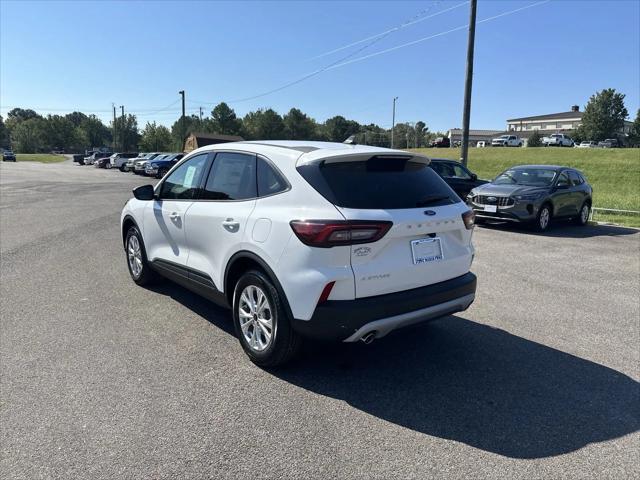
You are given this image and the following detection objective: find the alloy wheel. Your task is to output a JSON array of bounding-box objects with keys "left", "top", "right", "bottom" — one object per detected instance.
[
  {"left": 581, "top": 205, "right": 589, "bottom": 224},
  {"left": 238, "top": 285, "right": 273, "bottom": 352},
  {"left": 127, "top": 235, "right": 143, "bottom": 278},
  {"left": 539, "top": 207, "right": 550, "bottom": 230}
]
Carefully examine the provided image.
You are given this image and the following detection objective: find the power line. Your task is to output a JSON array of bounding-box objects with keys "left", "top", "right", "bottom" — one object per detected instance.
[
  {"left": 222, "top": 1, "right": 448, "bottom": 104},
  {"left": 325, "top": 0, "right": 551, "bottom": 71},
  {"left": 307, "top": 1, "right": 467, "bottom": 61}
]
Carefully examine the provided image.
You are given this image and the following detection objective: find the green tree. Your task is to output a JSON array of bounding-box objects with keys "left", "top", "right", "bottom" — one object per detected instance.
[
  {"left": 7, "top": 108, "right": 40, "bottom": 123},
  {"left": 0, "top": 115, "right": 9, "bottom": 148},
  {"left": 42, "top": 115, "right": 76, "bottom": 151},
  {"left": 139, "top": 122, "right": 173, "bottom": 151},
  {"left": 80, "top": 115, "right": 111, "bottom": 149},
  {"left": 414, "top": 121, "right": 429, "bottom": 147},
  {"left": 65, "top": 111, "right": 89, "bottom": 127},
  {"left": 242, "top": 109, "right": 285, "bottom": 140},
  {"left": 208, "top": 102, "right": 242, "bottom": 135},
  {"left": 283, "top": 108, "right": 317, "bottom": 140},
  {"left": 112, "top": 114, "right": 139, "bottom": 151},
  {"left": 628, "top": 109, "right": 640, "bottom": 146},
  {"left": 360, "top": 123, "right": 388, "bottom": 147},
  {"left": 11, "top": 118, "right": 46, "bottom": 153},
  {"left": 528, "top": 130, "right": 542, "bottom": 147},
  {"left": 576, "top": 88, "right": 628, "bottom": 142},
  {"left": 322, "top": 116, "right": 360, "bottom": 142},
  {"left": 171, "top": 115, "right": 205, "bottom": 149}
]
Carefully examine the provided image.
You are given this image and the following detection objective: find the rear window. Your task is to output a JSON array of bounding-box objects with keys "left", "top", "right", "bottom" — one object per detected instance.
[{"left": 297, "top": 156, "right": 459, "bottom": 209}]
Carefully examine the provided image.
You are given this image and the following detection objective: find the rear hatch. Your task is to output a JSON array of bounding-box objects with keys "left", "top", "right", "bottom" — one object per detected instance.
[{"left": 297, "top": 153, "right": 474, "bottom": 298}]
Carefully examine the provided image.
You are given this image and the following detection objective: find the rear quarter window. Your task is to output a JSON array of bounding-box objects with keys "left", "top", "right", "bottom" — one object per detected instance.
[{"left": 297, "top": 156, "right": 459, "bottom": 209}]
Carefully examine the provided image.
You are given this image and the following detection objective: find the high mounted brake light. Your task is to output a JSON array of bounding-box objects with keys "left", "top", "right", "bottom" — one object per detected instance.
[{"left": 290, "top": 220, "right": 392, "bottom": 248}]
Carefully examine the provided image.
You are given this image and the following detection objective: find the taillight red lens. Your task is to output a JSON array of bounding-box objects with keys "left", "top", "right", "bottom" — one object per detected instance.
[
  {"left": 318, "top": 281, "right": 336, "bottom": 303},
  {"left": 290, "top": 220, "right": 392, "bottom": 248},
  {"left": 462, "top": 210, "right": 475, "bottom": 230}
]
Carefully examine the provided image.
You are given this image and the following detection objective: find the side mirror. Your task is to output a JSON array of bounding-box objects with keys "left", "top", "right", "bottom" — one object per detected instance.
[
  {"left": 133, "top": 184, "right": 156, "bottom": 201},
  {"left": 471, "top": 173, "right": 478, "bottom": 181}
]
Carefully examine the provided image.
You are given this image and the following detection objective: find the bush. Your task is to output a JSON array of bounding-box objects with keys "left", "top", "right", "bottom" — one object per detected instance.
[{"left": 527, "top": 130, "right": 542, "bottom": 147}]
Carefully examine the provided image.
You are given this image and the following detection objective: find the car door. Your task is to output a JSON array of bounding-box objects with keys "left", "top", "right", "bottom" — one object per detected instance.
[
  {"left": 568, "top": 170, "right": 588, "bottom": 212},
  {"left": 185, "top": 151, "right": 258, "bottom": 291},
  {"left": 142, "top": 153, "right": 210, "bottom": 267},
  {"left": 551, "top": 171, "right": 573, "bottom": 217},
  {"left": 434, "top": 162, "right": 475, "bottom": 199}
]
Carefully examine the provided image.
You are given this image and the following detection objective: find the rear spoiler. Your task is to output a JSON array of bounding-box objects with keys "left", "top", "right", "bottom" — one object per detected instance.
[{"left": 297, "top": 149, "right": 430, "bottom": 167}]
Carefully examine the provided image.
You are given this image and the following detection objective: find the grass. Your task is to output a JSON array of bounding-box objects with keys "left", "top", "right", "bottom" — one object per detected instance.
[
  {"left": 16, "top": 154, "right": 67, "bottom": 163},
  {"left": 408, "top": 147, "right": 640, "bottom": 228}
]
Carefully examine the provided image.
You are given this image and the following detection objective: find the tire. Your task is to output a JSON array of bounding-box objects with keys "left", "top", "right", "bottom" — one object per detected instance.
[
  {"left": 232, "top": 270, "right": 301, "bottom": 367},
  {"left": 157, "top": 168, "right": 168, "bottom": 179},
  {"left": 575, "top": 203, "right": 590, "bottom": 226},
  {"left": 106, "top": 162, "right": 112, "bottom": 169},
  {"left": 119, "top": 165, "right": 126, "bottom": 172},
  {"left": 534, "top": 203, "right": 552, "bottom": 232},
  {"left": 124, "top": 226, "right": 160, "bottom": 286}
]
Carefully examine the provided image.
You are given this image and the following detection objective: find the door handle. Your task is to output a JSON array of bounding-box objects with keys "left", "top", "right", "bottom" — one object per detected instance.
[
  {"left": 169, "top": 212, "right": 180, "bottom": 220},
  {"left": 222, "top": 218, "right": 240, "bottom": 231}
]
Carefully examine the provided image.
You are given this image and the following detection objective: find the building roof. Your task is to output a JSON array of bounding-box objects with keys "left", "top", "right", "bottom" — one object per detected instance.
[
  {"left": 448, "top": 128, "right": 504, "bottom": 135},
  {"left": 507, "top": 111, "right": 584, "bottom": 122}
]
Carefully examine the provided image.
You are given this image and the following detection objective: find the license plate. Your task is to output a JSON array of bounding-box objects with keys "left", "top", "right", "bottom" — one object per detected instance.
[
  {"left": 411, "top": 237, "right": 443, "bottom": 265},
  {"left": 484, "top": 205, "right": 497, "bottom": 212}
]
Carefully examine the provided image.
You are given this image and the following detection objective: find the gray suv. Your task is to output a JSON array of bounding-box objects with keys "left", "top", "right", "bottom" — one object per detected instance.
[{"left": 467, "top": 165, "right": 592, "bottom": 231}]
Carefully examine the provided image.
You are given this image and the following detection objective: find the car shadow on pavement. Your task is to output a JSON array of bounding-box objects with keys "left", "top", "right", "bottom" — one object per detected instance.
[
  {"left": 478, "top": 221, "right": 638, "bottom": 238},
  {"left": 147, "top": 282, "right": 235, "bottom": 336},
  {"left": 269, "top": 316, "right": 640, "bottom": 460}
]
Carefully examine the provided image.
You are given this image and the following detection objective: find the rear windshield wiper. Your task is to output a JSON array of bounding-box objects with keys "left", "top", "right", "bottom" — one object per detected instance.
[{"left": 415, "top": 195, "right": 451, "bottom": 207}]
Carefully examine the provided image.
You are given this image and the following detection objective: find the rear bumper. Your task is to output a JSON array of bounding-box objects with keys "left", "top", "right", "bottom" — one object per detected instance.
[{"left": 292, "top": 272, "right": 477, "bottom": 342}]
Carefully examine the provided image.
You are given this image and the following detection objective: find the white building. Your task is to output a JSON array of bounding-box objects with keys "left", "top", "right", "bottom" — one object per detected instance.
[{"left": 507, "top": 105, "right": 633, "bottom": 135}]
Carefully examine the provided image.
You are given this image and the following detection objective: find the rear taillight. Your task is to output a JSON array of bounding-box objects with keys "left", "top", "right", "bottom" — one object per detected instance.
[
  {"left": 462, "top": 210, "right": 475, "bottom": 230},
  {"left": 290, "top": 220, "right": 392, "bottom": 248}
]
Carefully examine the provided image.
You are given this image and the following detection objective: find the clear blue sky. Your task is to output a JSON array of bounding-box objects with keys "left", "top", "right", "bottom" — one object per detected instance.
[{"left": 1, "top": 0, "right": 638, "bottom": 132}]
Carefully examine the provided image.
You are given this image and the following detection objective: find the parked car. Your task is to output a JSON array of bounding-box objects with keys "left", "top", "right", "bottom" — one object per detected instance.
[
  {"left": 134, "top": 154, "right": 167, "bottom": 175},
  {"left": 126, "top": 152, "right": 159, "bottom": 172},
  {"left": 577, "top": 141, "right": 598, "bottom": 148},
  {"left": 94, "top": 156, "right": 113, "bottom": 169},
  {"left": 2, "top": 150, "right": 16, "bottom": 162},
  {"left": 145, "top": 153, "right": 185, "bottom": 178},
  {"left": 542, "top": 133, "right": 573, "bottom": 147},
  {"left": 121, "top": 141, "right": 477, "bottom": 366},
  {"left": 598, "top": 138, "right": 619, "bottom": 148},
  {"left": 428, "top": 158, "right": 487, "bottom": 199},
  {"left": 84, "top": 151, "right": 112, "bottom": 165},
  {"left": 476, "top": 141, "right": 486, "bottom": 148},
  {"left": 491, "top": 135, "right": 522, "bottom": 147},
  {"left": 430, "top": 137, "right": 451, "bottom": 148},
  {"left": 72, "top": 154, "right": 86, "bottom": 164},
  {"left": 110, "top": 152, "right": 139, "bottom": 171},
  {"left": 467, "top": 165, "right": 592, "bottom": 231}
]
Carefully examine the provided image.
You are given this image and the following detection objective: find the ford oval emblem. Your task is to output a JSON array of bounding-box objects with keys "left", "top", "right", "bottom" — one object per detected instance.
[{"left": 424, "top": 210, "right": 436, "bottom": 216}]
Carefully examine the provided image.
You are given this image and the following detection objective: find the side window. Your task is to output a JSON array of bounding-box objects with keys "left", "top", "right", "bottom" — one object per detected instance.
[
  {"left": 556, "top": 172, "right": 570, "bottom": 187},
  {"left": 568, "top": 171, "right": 582, "bottom": 186},
  {"left": 257, "top": 158, "right": 288, "bottom": 197},
  {"left": 159, "top": 154, "right": 209, "bottom": 200},
  {"left": 452, "top": 164, "right": 472, "bottom": 180},
  {"left": 202, "top": 152, "right": 257, "bottom": 201}
]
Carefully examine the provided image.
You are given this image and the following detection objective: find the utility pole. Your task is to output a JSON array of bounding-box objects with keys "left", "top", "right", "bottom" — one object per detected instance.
[
  {"left": 120, "top": 105, "right": 125, "bottom": 151},
  {"left": 112, "top": 104, "right": 117, "bottom": 152},
  {"left": 460, "top": 0, "right": 477, "bottom": 166},
  {"left": 178, "top": 90, "right": 186, "bottom": 150},
  {"left": 391, "top": 96, "right": 398, "bottom": 148},
  {"left": 199, "top": 106, "right": 203, "bottom": 121}
]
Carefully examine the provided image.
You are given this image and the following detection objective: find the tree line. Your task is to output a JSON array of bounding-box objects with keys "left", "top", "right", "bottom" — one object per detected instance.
[{"left": 1, "top": 103, "right": 442, "bottom": 153}]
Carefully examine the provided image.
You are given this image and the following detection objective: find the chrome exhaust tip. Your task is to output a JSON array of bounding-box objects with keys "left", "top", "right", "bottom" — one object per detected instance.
[{"left": 361, "top": 331, "right": 377, "bottom": 344}]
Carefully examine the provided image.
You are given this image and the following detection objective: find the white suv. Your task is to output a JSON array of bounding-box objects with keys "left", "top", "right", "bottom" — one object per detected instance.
[{"left": 121, "top": 141, "right": 477, "bottom": 366}]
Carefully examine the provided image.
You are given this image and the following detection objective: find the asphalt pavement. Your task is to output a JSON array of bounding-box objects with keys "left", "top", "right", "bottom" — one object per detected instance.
[{"left": 1, "top": 159, "right": 639, "bottom": 479}]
